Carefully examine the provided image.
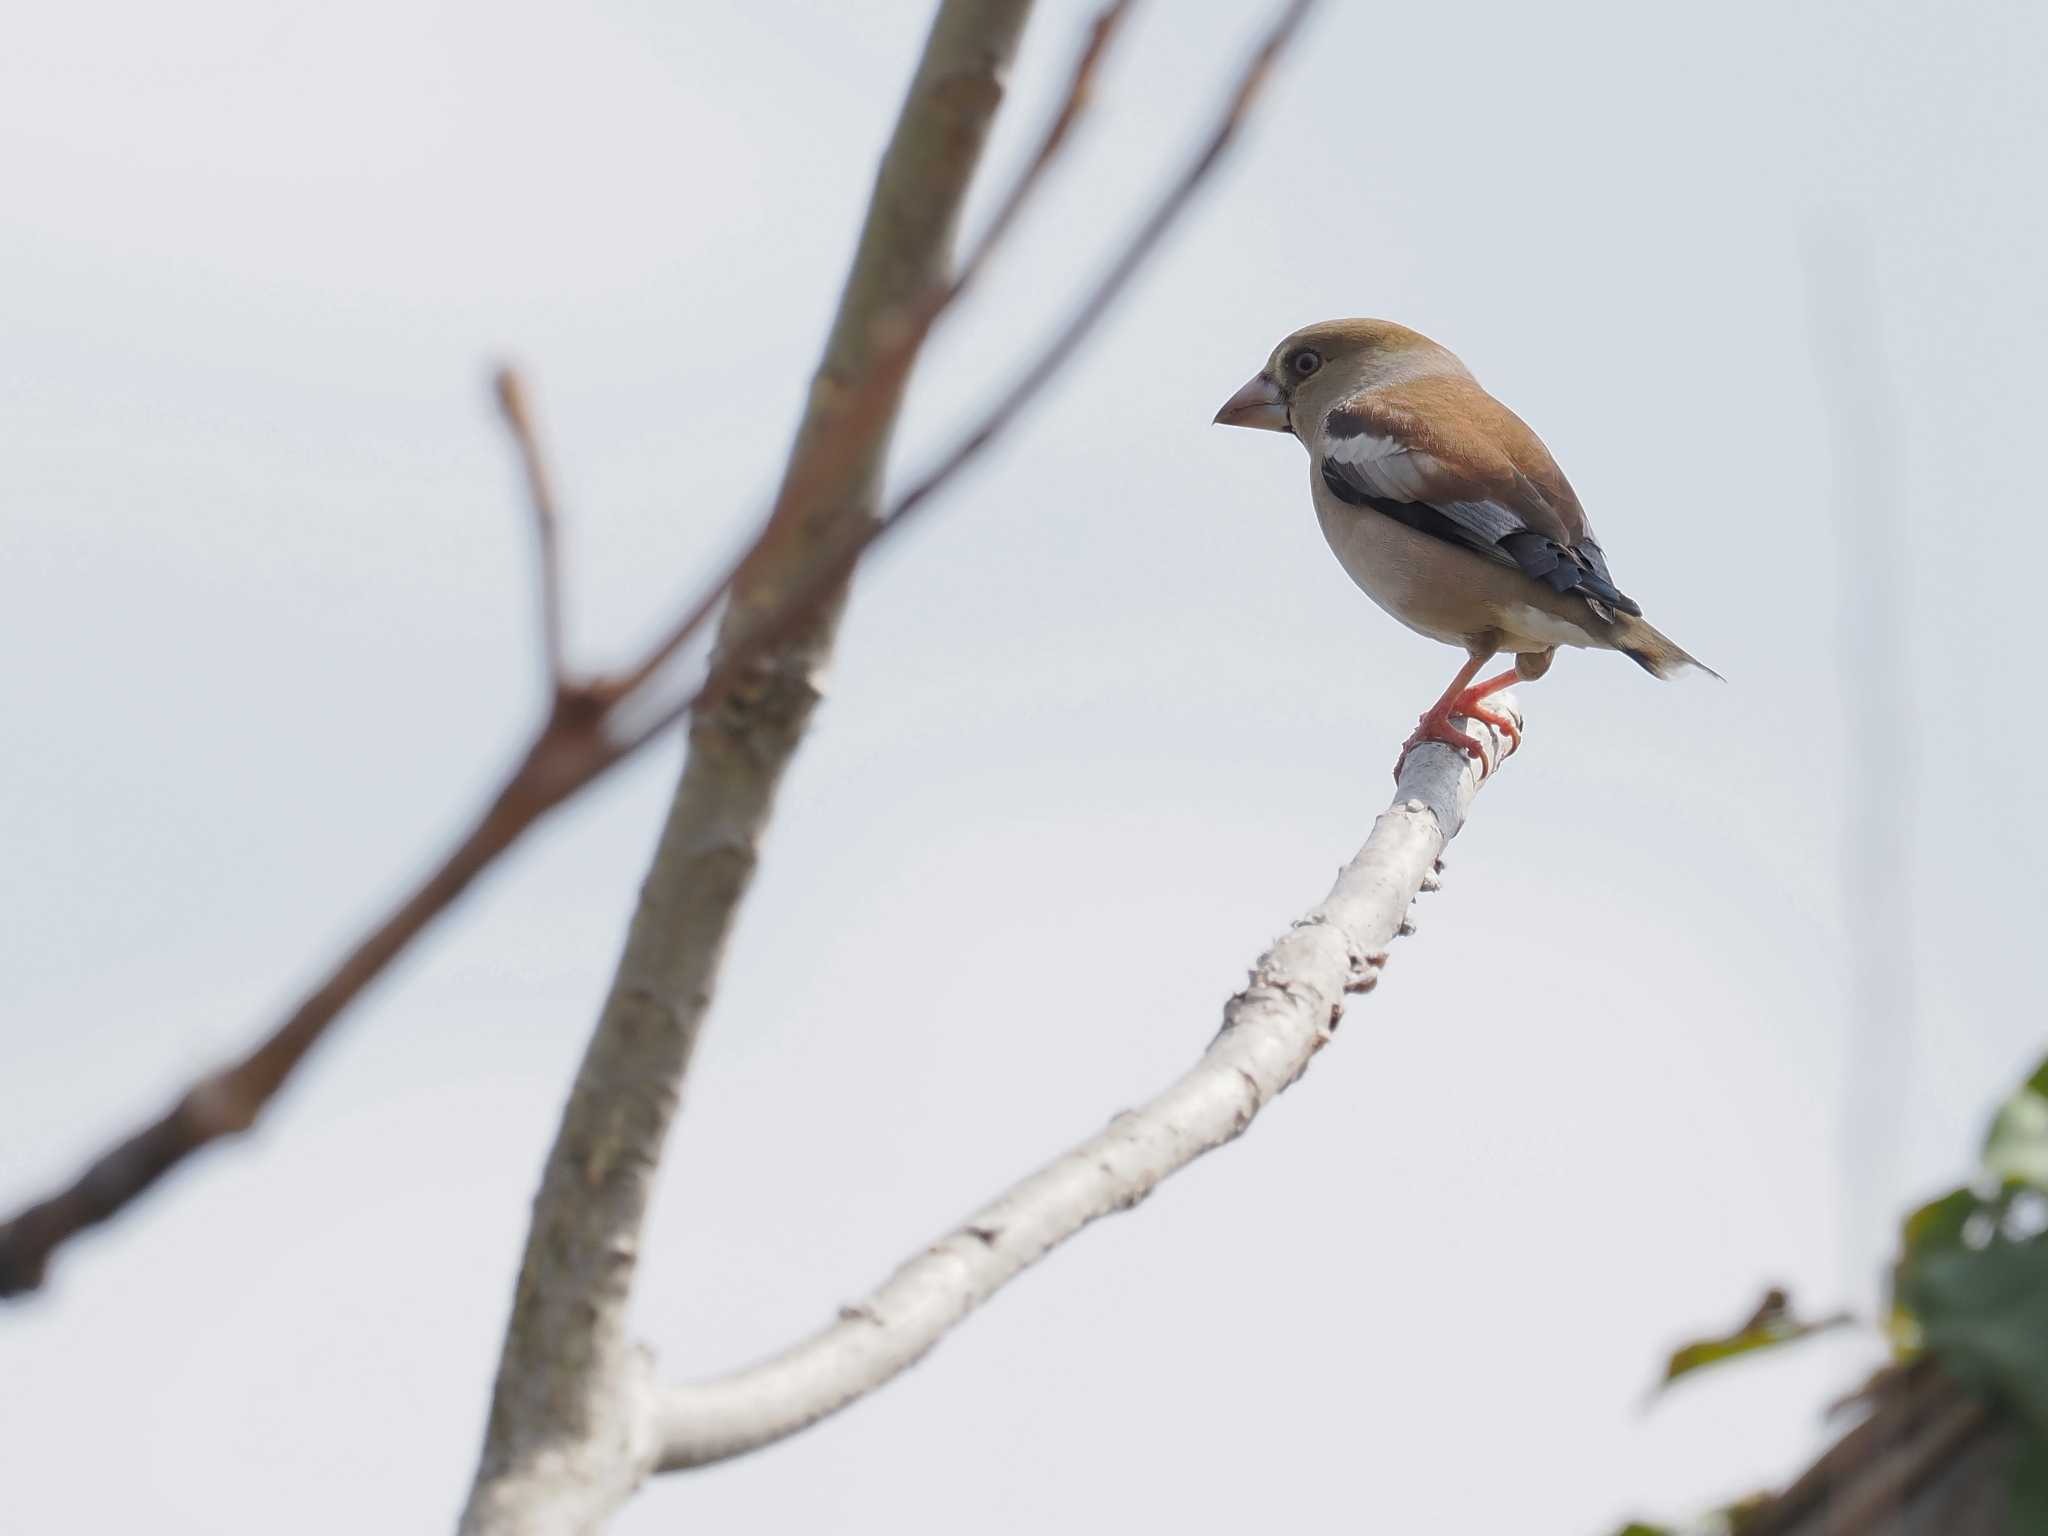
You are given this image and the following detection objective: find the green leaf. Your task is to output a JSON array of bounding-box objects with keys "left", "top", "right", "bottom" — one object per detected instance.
[
  {"left": 1719, "top": 1491, "right": 1775, "bottom": 1531},
  {"left": 2011, "top": 1439, "right": 2048, "bottom": 1533},
  {"left": 1983, "top": 1060, "right": 2048, "bottom": 1188},
  {"left": 1892, "top": 1185, "right": 1983, "bottom": 1342},
  {"left": 2024, "top": 1055, "right": 2048, "bottom": 1100},
  {"left": 1656, "top": 1287, "right": 1853, "bottom": 1392},
  {"left": 1608, "top": 1524, "right": 1676, "bottom": 1536},
  {"left": 1889, "top": 1059, "right": 2048, "bottom": 1524},
  {"left": 1900, "top": 1186, "right": 1981, "bottom": 1263},
  {"left": 1882, "top": 1297, "right": 1923, "bottom": 1358},
  {"left": 1899, "top": 1221, "right": 2048, "bottom": 1441}
]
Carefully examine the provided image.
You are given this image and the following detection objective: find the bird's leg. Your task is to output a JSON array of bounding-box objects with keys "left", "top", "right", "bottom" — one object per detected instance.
[
  {"left": 1395, "top": 653, "right": 1491, "bottom": 780},
  {"left": 1446, "top": 667, "right": 1523, "bottom": 753}
]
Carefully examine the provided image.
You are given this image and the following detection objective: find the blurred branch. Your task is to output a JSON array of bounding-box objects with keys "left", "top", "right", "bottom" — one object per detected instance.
[
  {"left": 653, "top": 703, "right": 1517, "bottom": 1470},
  {"left": 494, "top": 367, "right": 571, "bottom": 696},
  {"left": 1803, "top": 224, "right": 1919, "bottom": 1293},
  {"left": 1742, "top": 1360, "right": 2009, "bottom": 1536}
]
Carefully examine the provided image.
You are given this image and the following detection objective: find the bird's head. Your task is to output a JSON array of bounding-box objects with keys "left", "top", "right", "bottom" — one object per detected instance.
[{"left": 1212, "top": 318, "right": 1468, "bottom": 435}]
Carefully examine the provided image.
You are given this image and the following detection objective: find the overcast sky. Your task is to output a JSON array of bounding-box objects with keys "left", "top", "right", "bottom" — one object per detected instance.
[{"left": 6, "top": 1, "right": 2046, "bottom": 1530}]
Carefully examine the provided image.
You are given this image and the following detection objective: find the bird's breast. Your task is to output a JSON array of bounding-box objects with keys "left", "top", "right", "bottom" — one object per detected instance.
[
  {"left": 1308, "top": 474, "right": 1602, "bottom": 655},
  {"left": 1311, "top": 480, "right": 1481, "bottom": 648}
]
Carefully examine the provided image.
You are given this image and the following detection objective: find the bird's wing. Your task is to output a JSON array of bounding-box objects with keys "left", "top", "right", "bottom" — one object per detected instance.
[{"left": 1318, "top": 377, "right": 1640, "bottom": 618}]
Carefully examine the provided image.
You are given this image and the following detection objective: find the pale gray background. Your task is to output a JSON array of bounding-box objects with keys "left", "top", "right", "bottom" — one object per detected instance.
[{"left": 5, "top": 1, "right": 2044, "bottom": 1530}]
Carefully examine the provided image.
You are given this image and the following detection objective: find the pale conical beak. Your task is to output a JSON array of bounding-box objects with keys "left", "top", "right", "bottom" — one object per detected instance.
[{"left": 1212, "top": 371, "right": 1289, "bottom": 431}]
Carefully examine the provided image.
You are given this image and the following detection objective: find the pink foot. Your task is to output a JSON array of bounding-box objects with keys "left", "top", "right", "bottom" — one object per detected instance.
[
  {"left": 1392, "top": 691, "right": 1518, "bottom": 782},
  {"left": 1393, "top": 707, "right": 1489, "bottom": 782}
]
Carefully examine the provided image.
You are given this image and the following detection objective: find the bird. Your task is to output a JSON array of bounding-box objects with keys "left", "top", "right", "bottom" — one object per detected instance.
[{"left": 1213, "top": 318, "right": 1715, "bottom": 778}]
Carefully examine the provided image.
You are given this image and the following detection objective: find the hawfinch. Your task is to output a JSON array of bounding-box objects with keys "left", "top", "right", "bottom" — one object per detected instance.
[{"left": 1216, "top": 318, "right": 1714, "bottom": 776}]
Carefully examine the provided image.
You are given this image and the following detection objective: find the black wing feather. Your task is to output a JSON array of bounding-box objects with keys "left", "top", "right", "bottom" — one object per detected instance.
[{"left": 1319, "top": 457, "right": 1641, "bottom": 617}]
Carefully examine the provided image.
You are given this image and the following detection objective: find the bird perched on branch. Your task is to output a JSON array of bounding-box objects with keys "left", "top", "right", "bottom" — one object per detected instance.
[{"left": 1215, "top": 319, "right": 1714, "bottom": 776}]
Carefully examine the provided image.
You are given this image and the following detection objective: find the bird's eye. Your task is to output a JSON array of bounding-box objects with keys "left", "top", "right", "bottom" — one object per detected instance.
[{"left": 1290, "top": 349, "right": 1323, "bottom": 378}]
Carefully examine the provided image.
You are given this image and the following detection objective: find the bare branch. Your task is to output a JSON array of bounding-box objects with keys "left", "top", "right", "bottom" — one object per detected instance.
[
  {"left": 650, "top": 704, "right": 1518, "bottom": 1470},
  {"left": 494, "top": 366, "right": 572, "bottom": 697}
]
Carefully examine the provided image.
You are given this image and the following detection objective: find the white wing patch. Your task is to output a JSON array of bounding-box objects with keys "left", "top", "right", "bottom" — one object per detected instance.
[
  {"left": 1322, "top": 430, "right": 1406, "bottom": 466},
  {"left": 1322, "top": 433, "right": 1445, "bottom": 502}
]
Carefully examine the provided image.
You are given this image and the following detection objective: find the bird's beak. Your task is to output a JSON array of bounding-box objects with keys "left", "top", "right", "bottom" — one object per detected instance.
[{"left": 1212, "top": 371, "right": 1290, "bottom": 431}]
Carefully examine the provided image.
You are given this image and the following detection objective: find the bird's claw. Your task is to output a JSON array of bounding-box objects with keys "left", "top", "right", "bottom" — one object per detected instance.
[
  {"left": 1393, "top": 691, "right": 1525, "bottom": 782},
  {"left": 1393, "top": 710, "right": 1493, "bottom": 783},
  {"left": 1448, "top": 688, "right": 1521, "bottom": 754}
]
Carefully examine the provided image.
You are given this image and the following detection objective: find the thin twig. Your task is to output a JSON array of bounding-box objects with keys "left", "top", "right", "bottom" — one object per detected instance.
[{"left": 493, "top": 367, "right": 571, "bottom": 697}]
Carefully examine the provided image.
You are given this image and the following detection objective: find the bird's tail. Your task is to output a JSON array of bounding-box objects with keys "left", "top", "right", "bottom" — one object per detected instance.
[{"left": 1609, "top": 613, "right": 1722, "bottom": 681}]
